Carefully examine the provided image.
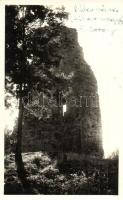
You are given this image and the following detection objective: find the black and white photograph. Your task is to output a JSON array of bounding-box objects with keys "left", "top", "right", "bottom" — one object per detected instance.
[{"left": 1, "top": 0, "right": 123, "bottom": 196}]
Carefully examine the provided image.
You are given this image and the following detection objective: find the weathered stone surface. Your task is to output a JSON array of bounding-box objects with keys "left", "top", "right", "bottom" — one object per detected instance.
[{"left": 22, "top": 26, "right": 104, "bottom": 160}]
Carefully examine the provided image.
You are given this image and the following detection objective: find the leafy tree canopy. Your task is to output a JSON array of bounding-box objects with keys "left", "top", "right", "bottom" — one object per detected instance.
[{"left": 5, "top": 5, "right": 68, "bottom": 98}]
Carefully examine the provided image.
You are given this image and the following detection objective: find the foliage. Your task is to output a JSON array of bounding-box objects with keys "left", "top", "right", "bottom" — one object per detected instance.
[
  {"left": 5, "top": 5, "right": 69, "bottom": 120},
  {"left": 108, "top": 150, "right": 119, "bottom": 160},
  {"left": 5, "top": 5, "right": 69, "bottom": 193},
  {"left": 4, "top": 152, "right": 118, "bottom": 195},
  {"left": 5, "top": 5, "right": 68, "bottom": 98}
]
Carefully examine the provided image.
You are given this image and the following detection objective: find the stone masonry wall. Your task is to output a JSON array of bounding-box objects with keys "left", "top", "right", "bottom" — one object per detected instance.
[{"left": 22, "top": 26, "right": 104, "bottom": 159}]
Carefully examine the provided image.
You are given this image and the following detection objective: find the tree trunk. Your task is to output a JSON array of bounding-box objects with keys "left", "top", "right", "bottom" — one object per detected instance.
[{"left": 15, "top": 84, "right": 37, "bottom": 194}]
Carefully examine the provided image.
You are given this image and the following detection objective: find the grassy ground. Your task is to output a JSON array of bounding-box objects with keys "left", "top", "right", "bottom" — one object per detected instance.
[{"left": 4, "top": 152, "right": 118, "bottom": 195}]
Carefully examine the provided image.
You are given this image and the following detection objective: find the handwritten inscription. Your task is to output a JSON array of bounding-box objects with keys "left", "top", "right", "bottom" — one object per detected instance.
[{"left": 68, "top": 4, "right": 123, "bottom": 33}]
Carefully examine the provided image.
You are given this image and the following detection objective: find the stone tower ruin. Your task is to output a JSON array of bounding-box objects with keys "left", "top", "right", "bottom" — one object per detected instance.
[{"left": 22, "top": 26, "right": 104, "bottom": 160}]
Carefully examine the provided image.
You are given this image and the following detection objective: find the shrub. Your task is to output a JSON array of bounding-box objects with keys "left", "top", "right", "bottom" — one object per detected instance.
[
  {"left": 109, "top": 150, "right": 119, "bottom": 160},
  {"left": 32, "top": 157, "right": 41, "bottom": 168}
]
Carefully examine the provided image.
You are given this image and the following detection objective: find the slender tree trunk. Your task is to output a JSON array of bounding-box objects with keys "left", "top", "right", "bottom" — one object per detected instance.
[
  {"left": 14, "top": 7, "right": 37, "bottom": 193},
  {"left": 15, "top": 84, "right": 37, "bottom": 194}
]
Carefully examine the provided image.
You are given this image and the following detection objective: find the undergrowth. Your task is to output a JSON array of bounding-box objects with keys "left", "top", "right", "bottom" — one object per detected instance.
[{"left": 4, "top": 152, "right": 118, "bottom": 195}]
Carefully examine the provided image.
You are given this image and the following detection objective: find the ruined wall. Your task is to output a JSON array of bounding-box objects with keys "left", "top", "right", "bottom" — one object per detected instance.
[
  {"left": 22, "top": 116, "right": 63, "bottom": 154},
  {"left": 58, "top": 26, "right": 103, "bottom": 158},
  {"left": 22, "top": 26, "right": 104, "bottom": 159}
]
